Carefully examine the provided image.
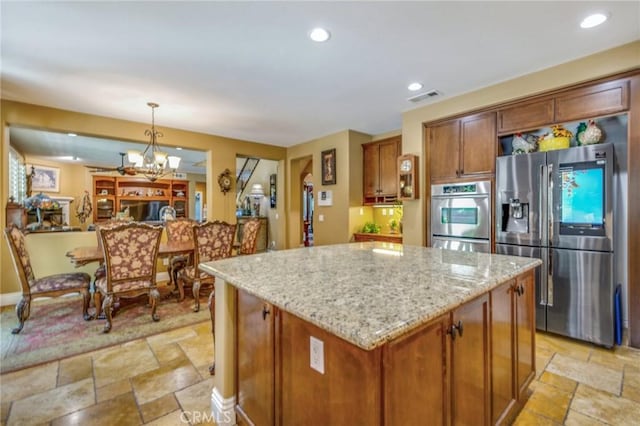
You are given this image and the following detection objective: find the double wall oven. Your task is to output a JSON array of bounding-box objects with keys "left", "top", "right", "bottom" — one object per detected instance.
[{"left": 430, "top": 180, "right": 491, "bottom": 253}]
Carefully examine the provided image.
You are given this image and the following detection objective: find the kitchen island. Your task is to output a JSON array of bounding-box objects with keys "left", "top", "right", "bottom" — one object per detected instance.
[{"left": 200, "top": 242, "right": 541, "bottom": 425}]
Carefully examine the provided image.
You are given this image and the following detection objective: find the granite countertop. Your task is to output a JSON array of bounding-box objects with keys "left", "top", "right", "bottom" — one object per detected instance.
[{"left": 199, "top": 242, "right": 541, "bottom": 351}]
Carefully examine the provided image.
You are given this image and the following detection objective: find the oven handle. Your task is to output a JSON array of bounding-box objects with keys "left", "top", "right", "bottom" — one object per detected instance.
[
  {"left": 431, "top": 195, "right": 490, "bottom": 200},
  {"left": 432, "top": 236, "right": 490, "bottom": 244}
]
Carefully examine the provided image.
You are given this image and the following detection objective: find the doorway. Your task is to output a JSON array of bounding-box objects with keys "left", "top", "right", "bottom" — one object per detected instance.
[{"left": 303, "top": 174, "right": 314, "bottom": 246}]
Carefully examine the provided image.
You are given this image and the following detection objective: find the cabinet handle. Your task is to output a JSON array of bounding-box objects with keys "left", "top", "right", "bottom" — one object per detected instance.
[
  {"left": 262, "top": 305, "right": 271, "bottom": 320},
  {"left": 514, "top": 284, "right": 522, "bottom": 296},
  {"left": 447, "top": 321, "right": 464, "bottom": 340},
  {"left": 447, "top": 324, "right": 458, "bottom": 340},
  {"left": 460, "top": 169, "right": 464, "bottom": 175},
  {"left": 520, "top": 283, "right": 525, "bottom": 296}
]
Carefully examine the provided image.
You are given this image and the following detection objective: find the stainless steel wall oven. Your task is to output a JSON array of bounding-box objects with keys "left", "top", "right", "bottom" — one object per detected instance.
[{"left": 431, "top": 180, "right": 491, "bottom": 253}]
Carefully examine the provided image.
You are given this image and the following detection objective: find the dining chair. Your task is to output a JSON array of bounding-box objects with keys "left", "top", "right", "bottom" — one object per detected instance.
[
  {"left": 165, "top": 218, "right": 196, "bottom": 292},
  {"left": 94, "top": 222, "right": 163, "bottom": 333},
  {"left": 237, "top": 218, "right": 262, "bottom": 255},
  {"left": 177, "top": 221, "right": 236, "bottom": 312},
  {"left": 4, "top": 225, "right": 91, "bottom": 334}
]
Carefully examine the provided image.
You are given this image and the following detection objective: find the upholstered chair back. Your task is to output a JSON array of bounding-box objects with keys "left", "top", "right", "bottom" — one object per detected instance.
[
  {"left": 99, "top": 222, "right": 162, "bottom": 291},
  {"left": 166, "top": 218, "right": 196, "bottom": 243},
  {"left": 239, "top": 218, "right": 262, "bottom": 255},
  {"left": 4, "top": 226, "right": 35, "bottom": 290},
  {"left": 192, "top": 221, "right": 236, "bottom": 265},
  {"left": 95, "top": 219, "right": 129, "bottom": 253}
]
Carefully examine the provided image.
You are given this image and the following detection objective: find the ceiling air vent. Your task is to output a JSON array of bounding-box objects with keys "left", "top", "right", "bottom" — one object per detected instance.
[{"left": 407, "top": 89, "right": 442, "bottom": 103}]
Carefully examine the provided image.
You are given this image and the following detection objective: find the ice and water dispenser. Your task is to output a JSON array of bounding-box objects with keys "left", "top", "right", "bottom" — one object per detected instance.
[{"left": 500, "top": 196, "right": 529, "bottom": 234}]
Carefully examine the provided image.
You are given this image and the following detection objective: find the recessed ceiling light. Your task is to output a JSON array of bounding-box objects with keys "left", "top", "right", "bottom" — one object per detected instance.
[
  {"left": 309, "top": 27, "right": 331, "bottom": 42},
  {"left": 67, "top": 133, "right": 77, "bottom": 137},
  {"left": 408, "top": 82, "right": 423, "bottom": 92},
  {"left": 580, "top": 13, "right": 608, "bottom": 29}
]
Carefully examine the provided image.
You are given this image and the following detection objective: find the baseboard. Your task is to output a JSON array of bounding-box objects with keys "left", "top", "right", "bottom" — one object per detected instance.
[
  {"left": 211, "top": 387, "right": 236, "bottom": 425},
  {"left": 1, "top": 272, "right": 171, "bottom": 308}
]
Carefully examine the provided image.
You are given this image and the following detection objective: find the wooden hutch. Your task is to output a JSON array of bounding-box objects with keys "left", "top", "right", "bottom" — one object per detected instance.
[{"left": 93, "top": 176, "right": 189, "bottom": 222}]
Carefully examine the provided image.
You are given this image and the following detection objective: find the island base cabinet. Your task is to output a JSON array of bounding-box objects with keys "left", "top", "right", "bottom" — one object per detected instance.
[
  {"left": 280, "top": 311, "right": 382, "bottom": 425},
  {"left": 490, "top": 270, "right": 536, "bottom": 425},
  {"left": 515, "top": 271, "right": 535, "bottom": 399},
  {"left": 383, "top": 315, "right": 449, "bottom": 425},
  {"left": 450, "top": 294, "right": 490, "bottom": 426},
  {"left": 236, "top": 290, "right": 276, "bottom": 426}
]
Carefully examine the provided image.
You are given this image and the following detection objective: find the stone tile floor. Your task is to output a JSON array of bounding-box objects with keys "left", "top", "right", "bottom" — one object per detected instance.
[{"left": 1, "top": 323, "right": 638, "bottom": 425}]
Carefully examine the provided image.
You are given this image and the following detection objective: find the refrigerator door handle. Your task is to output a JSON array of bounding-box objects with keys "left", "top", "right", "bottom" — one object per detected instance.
[
  {"left": 548, "top": 250, "right": 554, "bottom": 307},
  {"left": 548, "top": 163, "right": 554, "bottom": 245},
  {"left": 540, "top": 164, "right": 546, "bottom": 242}
]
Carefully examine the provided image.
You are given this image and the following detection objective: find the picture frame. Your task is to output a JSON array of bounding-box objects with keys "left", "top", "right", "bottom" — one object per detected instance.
[
  {"left": 321, "top": 148, "right": 336, "bottom": 185},
  {"left": 29, "top": 164, "right": 60, "bottom": 193},
  {"left": 269, "top": 174, "right": 277, "bottom": 208}
]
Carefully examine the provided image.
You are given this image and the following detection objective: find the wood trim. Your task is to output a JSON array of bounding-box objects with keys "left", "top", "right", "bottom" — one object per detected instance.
[{"left": 629, "top": 74, "right": 640, "bottom": 347}]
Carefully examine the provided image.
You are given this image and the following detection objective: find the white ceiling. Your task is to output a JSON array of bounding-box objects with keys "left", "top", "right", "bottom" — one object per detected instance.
[{"left": 2, "top": 1, "right": 639, "bottom": 168}]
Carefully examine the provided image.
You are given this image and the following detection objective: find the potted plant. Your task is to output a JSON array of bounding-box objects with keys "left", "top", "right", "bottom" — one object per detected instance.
[{"left": 389, "top": 219, "right": 399, "bottom": 234}]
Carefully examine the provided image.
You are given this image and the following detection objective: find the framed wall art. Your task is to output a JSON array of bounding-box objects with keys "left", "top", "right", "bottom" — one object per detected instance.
[
  {"left": 29, "top": 165, "right": 60, "bottom": 193},
  {"left": 269, "top": 174, "right": 277, "bottom": 208},
  {"left": 321, "top": 148, "right": 336, "bottom": 185}
]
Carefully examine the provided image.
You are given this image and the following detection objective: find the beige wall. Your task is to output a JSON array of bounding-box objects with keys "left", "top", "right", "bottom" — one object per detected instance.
[
  {"left": 286, "top": 130, "right": 372, "bottom": 247},
  {"left": 1, "top": 100, "right": 286, "bottom": 294},
  {"left": 401, "top": 41, "right": 640, "bottom": 246}
]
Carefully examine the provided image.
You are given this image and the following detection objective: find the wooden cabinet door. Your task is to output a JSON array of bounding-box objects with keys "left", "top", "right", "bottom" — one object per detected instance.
[
  {"left": 497, "top": 99, "right": 554, "bottom": 133},
  {"left": 555, "top": 79, "right": 629, "bottom": 122},
  {"left": 236, "top": 290, "right": 275, "bottom": 426},
  {"left": 363, "top": 142, "right": 380, "bottom": 198},
  {"left": 384, "top": 315, "right": 449, "bottom": 426},
  {"left": 429, "top": 119, "right": 460, "bottom": 181},
  {"left": 280, "top": 311, "right": 381, "bottom": 425},
  {"left": 429, "top": 120, "right": 460, "bottom": 180},
  {"left": 378, "top": 138, "right": 400, "bottom": 196},
  {"left": 490, "top": 280, "right": 515, "bottom": 424},
  {"left": 515, "top": 270, "right": 535, "bottom": 399},
  {"left": 460, "top": 112, "right": 496, "bottom": 176},
  {"left": 451, "top": 294, "right": 490, "bottom": 426}
]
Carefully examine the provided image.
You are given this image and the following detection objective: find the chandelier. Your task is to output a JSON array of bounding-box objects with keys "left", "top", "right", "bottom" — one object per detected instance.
[{"left": 127, "top": 102, "right": 181, "bottom": 182}]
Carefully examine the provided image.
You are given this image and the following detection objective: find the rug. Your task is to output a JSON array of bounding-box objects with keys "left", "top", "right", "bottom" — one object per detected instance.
[{"left": 0, "top": 287, "right": 210, "bottom": 374}]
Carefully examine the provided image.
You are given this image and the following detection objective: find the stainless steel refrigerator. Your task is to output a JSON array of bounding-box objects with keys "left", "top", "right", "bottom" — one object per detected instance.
[{"left": 496, "top": 144, "right": 615, "bottom": 347}]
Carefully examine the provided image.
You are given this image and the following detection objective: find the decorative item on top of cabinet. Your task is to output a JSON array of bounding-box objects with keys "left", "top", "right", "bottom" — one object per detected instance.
[
  {"left": 428, "top": 111, "right": 496, "bottom": 182},
  {"left": 363, "top": 136, "right": 401, "bottom": 205},
  {"left": 398, "top": 154, "right": 419, "bottom": 200}
]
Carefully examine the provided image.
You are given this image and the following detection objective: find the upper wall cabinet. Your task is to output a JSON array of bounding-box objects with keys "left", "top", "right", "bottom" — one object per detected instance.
[
  {"left": 428, "top": 111, "right": 496, "bottom": 182},
  {"left": 497, "top": 79, "right": 630, "bottom": 135},
  {"left": 555, "top": 80, "right": 630, "bottom": 122},
  {"left": 363, "top": 136, "right": 401, "bottom": 204},
  {"left": 498, "top": 99, "right": 554, "bottom": 134}
]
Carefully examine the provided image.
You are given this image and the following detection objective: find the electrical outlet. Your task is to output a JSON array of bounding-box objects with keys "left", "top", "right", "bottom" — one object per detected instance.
[
  {"left": 382, "top": 209, "right": 387, "bottom": 216},
  {"left": 162, "top": 258, "right": 169, "bottom": 266},
  {"left": 318, "top": 214, "right": 324, "bottom": 222},
  {"left": 310, "top": 336, "right": 325, "bottom": 374},
  {"left": 359, "top": 207, "right": 364, "bottom": 215}
]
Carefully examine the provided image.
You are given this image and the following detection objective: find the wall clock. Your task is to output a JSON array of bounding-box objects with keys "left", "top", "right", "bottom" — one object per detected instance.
[
  {"left": 397, "top": 154, "right": 419, "bottom": 200},
  {"left": 218, "top": 168, "right": 233, "bottom": 194}
]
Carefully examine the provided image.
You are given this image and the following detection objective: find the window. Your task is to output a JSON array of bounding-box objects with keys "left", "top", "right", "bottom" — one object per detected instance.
[{"left": 9, "top": 146, "right": 26, "bottom": 203}]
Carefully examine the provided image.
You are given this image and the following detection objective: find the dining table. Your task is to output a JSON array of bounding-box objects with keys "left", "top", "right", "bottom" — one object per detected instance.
[{"left": 66, "top": 240, "right": 195, "bottom": 267}]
